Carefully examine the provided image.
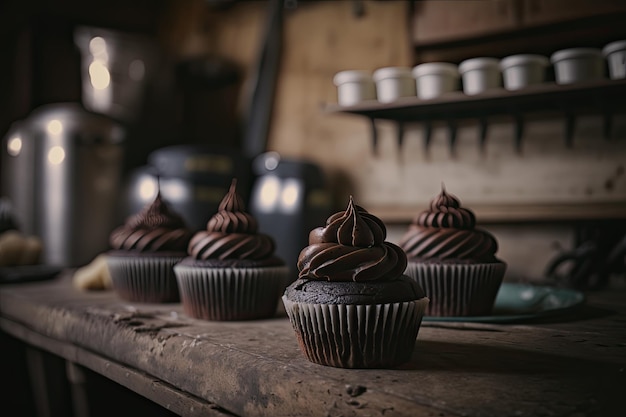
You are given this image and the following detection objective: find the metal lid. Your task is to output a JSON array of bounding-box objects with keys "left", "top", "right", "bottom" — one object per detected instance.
[
  {"left": 333, "top": 70, "right": 373, "bottom": 86},
  {"left": 602, "top": 39, "right": 626, "bottom": 57},
  {"left": 372, "top": 66, "right": 413, "bottom": 82},
  {"left": 500, "top": 54, "right": 549, "bottom": 70},
  {"left": 17, "top": 103, "right": 125, "bottom": 145},
  {"left": 458, "top": 57, "right": 500, "bottom": 74},
  {"left": 412, "top": 62, "right": 459, "bottom": 78},
  {"left": 550, "top": 48, "right": 603, "bottom": 63}
]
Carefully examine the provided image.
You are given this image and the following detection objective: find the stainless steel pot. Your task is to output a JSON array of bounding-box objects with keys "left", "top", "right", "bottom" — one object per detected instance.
[
  {"left": 124, "top": 145, "right": 252, "bottom": 233},
  {"left": 1, "top": 103, "right": 125, "bottom": 267}
]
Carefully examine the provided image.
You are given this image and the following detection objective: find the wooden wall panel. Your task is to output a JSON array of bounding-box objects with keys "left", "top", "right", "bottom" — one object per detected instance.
[
  {"left": 363, "top": 115, "right": 626, "bottom": 222},
  {"left": 521, "top": 0, "right": 626, "bottom": 27},
  {"left": 157, "top": 0, "right": 626, "bottom": 223},
  {"left": 412, "top": 0, "right": 520, "bottom": 45},
  {"left": 411, "top": 0, "right": 626, "bottom": 64},
  {"left": 268, "top": 0, "right": 414, "bottom": 203}
]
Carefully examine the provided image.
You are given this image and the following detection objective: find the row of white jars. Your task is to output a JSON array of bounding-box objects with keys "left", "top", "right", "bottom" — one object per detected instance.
[
  {"left": 333, "top": 65, "right": 457, "bottom": 106},
  {"left": 334, "top": 40, "right": 626, "bottom": 106}
]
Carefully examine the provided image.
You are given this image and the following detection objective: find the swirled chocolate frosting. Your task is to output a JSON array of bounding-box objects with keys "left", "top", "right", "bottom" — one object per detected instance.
[
  {"left": 109, "top": 192, "right": 191, "bottom": 252},
  {"left": 297, "top": 197, "right": 407, "bottom": 282},
  {"left": 398, "top": 186, "right": 499, "bottom": 262},
  {"left": 187, "top": 179, "right": 276, "bottom": 261}
]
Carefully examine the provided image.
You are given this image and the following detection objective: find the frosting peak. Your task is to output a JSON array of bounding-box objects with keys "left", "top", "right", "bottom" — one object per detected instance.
[
  {"left": 316, "top": 196, "right": 385, "bottom": 247},
  {"left": 127, "top": 192, "right": 187, "bottom": 229},
  {"left": 109, "top": 192, "right": 191, "bottom": 252},
  {"left": 218, "top": 178, "right": 246, "bottom": 212},
  {"left": 187, "top": 179, "right": 275, "bottom": 260},
  {"left": 417, "top": 185, "right": 476, "bottom": 229},
  {"left": 205, "top": 179, "right": 258, "bottom": 234},
  {"left": 399, "top": 186, "right": 498, "bottom": 262},
  {"left": 298, "top": 197, "right": 407, "bottom": 282}
]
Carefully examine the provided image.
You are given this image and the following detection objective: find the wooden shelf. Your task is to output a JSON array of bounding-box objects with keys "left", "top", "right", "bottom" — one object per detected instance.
[
  {"left": 324, "top": 78, "right": 626, "bottom": 152},
  {"left": 324, "top": 78, "right": 626, "bottom": 121}
]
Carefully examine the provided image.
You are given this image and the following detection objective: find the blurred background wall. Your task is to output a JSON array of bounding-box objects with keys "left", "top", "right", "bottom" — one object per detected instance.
[{"left": 1, "top": 0, "right": 625, "bottom": 287}]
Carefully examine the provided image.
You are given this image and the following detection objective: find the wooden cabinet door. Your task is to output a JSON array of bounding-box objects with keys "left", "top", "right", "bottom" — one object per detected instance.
[
  {"left": 412, "top": 0, "right": 520, "bottom": 45},
  {"left": 522, "top": 0, "right": 626, "bottom": 27}
]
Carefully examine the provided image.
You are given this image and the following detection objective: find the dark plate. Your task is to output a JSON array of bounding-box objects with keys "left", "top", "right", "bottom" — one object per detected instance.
[
  {"left": 0, "top": 265, "right": 63, "bottom": 284},
  {"left": 423, "top": 282, "right": 586, "bottom": 323}
]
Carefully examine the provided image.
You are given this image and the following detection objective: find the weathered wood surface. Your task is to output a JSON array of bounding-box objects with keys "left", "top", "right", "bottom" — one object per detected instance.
[{"left": 1, "top": 273, "right": 625, "bottom": 417}]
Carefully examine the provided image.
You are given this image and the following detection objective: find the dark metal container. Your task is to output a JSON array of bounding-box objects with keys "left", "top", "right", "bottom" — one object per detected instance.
[{"left": 1, "top": 103, "right": 125, "bottom": 266}]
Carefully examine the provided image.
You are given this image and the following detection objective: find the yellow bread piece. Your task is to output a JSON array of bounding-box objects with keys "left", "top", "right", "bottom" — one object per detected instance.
[
  {"left": 0, "top": 231, "right": 26, "bottom": 266},
  {"left": 18, "top": 236, "right": 42, "bottom": 266},
  {"left": 73, "top": 254, "right": 113, "bottom": 291}
]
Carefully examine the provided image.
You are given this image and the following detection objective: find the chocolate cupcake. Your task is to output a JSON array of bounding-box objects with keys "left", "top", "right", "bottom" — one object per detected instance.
[
  {"left": 173, "top": 179, "right": 289, "bottom": 321},
  {"left": 398, "top": 185, "right": 506, "bottom": 316},
  {"left": 106, "top": 192, "right": 191, "bottom": 303},
  {"left": 282, "top": 197, "right": 429, "bottom": 369}
]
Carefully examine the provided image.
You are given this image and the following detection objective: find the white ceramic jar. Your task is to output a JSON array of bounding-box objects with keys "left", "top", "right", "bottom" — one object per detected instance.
[
  {"left": 333, "top": 70, "right": 376, "bottom": 106},
  {"left": 550, "top": 48, "right": 605, "bottom": 84},
  {"left": 602, "top": 40, "right": 626, "bottom": 80},
  {"left": 412, "top": 62, "right": 459, "bottom": 100},
  {"left": 372, "top": 66, "right": 416, "bottom": 103},
  {"left": 458, "top": 57, "right": 501, "bottom": 95},
  {"left": 499, "top": 54, "right": 549, "bottom": 91}
]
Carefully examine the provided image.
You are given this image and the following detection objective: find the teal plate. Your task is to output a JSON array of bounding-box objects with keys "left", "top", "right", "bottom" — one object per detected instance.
[{"left": 423, "top": 282, "right": 586, "bottom": 323}]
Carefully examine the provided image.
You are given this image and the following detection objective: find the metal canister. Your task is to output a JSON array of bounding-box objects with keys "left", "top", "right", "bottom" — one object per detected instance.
[{"left": 1, "top": 103, "right": 125, "bottom": 267}]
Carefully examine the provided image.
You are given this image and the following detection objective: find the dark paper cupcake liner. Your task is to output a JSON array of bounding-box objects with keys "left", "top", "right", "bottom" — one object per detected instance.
[
  {"left": 282, "top": 297, "right": 429, "bottom": 369},
  {"left": 404, "top": 262, "right": 506, "bottom": 317},
  {"left": 174, "top": 265, "right": 289, "bottom": 321},
  {"left": 105, "top": 255, "right": 184, "bottom": 303}
]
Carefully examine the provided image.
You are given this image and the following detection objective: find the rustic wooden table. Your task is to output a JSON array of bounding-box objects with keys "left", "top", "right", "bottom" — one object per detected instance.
[{"left": 0, "top": 273, "right": 624, "bottom": 417}]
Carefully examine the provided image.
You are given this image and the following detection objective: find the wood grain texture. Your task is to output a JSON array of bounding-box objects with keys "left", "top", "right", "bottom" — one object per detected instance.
[
  {"left": 258, "top": 1, "right": 626, "bottom": 222},
  {"left": 1, "top": 273, "right": 625, "bottom": 416},
  {"left": 412, "top": 0, "right": 520, "bottom": 45},
  {"left": 153, "top": 1, "right": 626, "bottom": 223},
  {"left": 411, "top": 0, "right": 626, "bottom": 47},
  {"left": 521, "top": 0, "right": 626, "bottom": 27}
]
